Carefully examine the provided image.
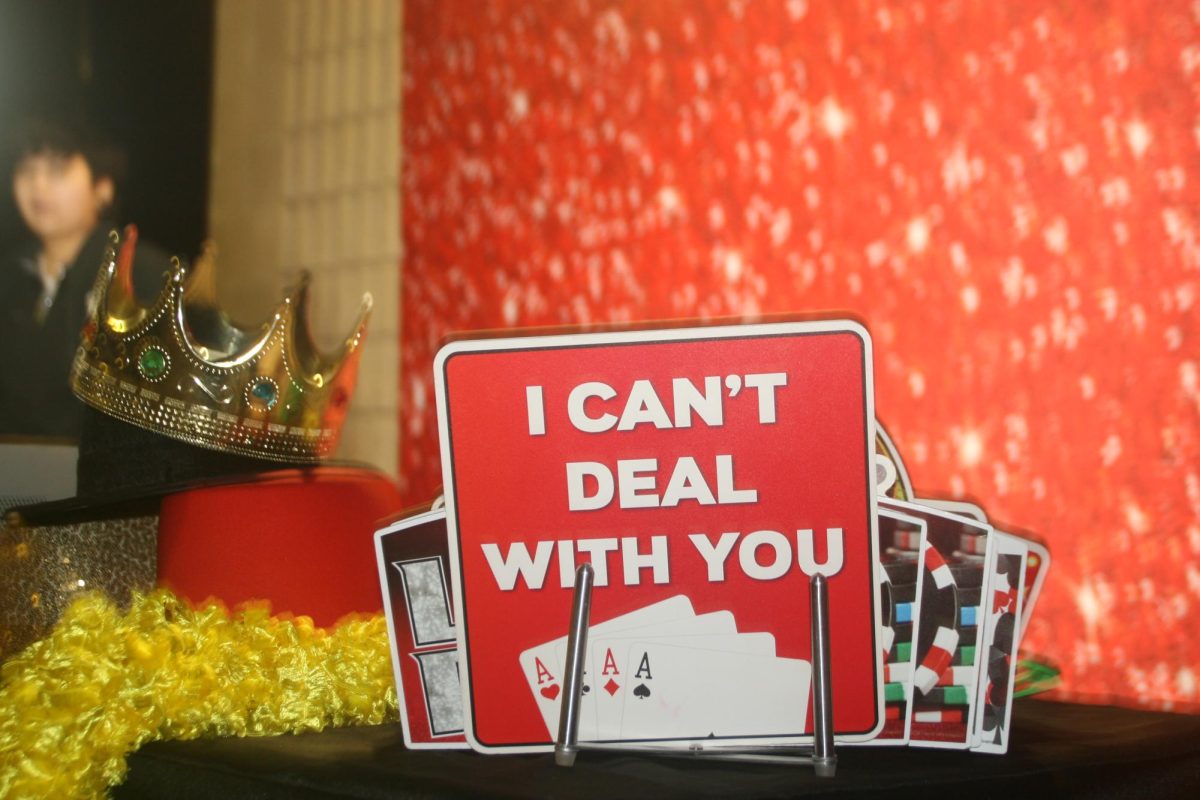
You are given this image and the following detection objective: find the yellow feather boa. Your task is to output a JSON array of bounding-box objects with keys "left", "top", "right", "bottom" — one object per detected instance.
[{"left": 0, "top": 589, "right": 397, "bottom": 799}]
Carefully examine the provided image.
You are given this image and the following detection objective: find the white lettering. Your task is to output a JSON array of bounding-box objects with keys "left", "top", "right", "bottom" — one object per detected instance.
[
  {"left": 621, "top": 535, "right": 671, "bottom": 584},
  {"left": 617, "top": 458, "right": 659, "bottom": 508},
  {"left": 796, "top": 527, "right": 845, "bottom": 577},
  {"left": 672, "top": 376, "right": 723, "bottom": 428},
  {"left": 617, "top": 379, "right": 673, "bottom": 430},
  {"left": 525, "top": 385, "right": 546, "bottom": 435},
  {"left": 566, "top": 461, "right": 614, "bottom": 510},
  {"left": 744, "top": 372, "right": 788, "bottom": 423},
  {"left": 568, "top": 381, "right": 617, "bottom": 432},
  {"left": 687, "top": 531, "right": 739, "bottom": 581},
  {"left": 716, "top": 454, "right": 757, "bottom": 504},
  {"left": 556, "top": 539, "right": 577, "bottom": 588},
  {"left": 481, "top": 541, "right": 555, "bottom": 590},
  {"left": 575, "top": 538, "right": 621, "bottom": 586},
  {"left": 738, "top": 530, "right": 792, "bottom": 580},
  {"left": 660, "top": 456, "right": 716, "bottom": 506}
]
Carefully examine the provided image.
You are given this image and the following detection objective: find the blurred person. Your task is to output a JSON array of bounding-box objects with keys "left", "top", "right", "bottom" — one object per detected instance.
[{"left": 0, "top": 117, "right": 170, "bottom": 439}]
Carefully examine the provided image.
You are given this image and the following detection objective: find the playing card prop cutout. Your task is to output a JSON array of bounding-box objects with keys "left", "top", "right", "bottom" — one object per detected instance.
[
  {"left": 874, "top": 441, "right": 1050, "bottom": 755},
  {"left": 375, "top": 508, "right": 467, "bottom": 748},
  {"left": 863, "top": 507, "right": 928, "bottom": 746},
  {"left": 434, "top": 321, "right": 883, "bottom": 752}
]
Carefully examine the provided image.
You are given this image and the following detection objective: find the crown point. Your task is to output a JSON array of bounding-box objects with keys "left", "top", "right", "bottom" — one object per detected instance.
[{"left": 116, "top": 226, "right": 140, "bottom": 294}]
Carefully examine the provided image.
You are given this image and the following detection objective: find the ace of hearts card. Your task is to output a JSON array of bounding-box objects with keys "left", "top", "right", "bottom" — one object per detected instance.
[{"left": 434, "top": 321, "right": 885, "bottom": 753}]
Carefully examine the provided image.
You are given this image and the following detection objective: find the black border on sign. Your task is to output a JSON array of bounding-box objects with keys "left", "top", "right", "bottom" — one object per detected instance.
[{"left": 436, "top": 324, "right": 881, "bottom": 751}]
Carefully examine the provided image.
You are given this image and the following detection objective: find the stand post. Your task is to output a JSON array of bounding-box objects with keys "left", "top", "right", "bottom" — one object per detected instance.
[
  {"left": 554, "top": 562, "right": 594, "bottom": 767},
  {"left": 810, "top": 574, "right": 837, "bottom": 777}
]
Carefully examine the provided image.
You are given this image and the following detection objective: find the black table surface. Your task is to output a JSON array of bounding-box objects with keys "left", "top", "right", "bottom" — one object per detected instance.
[{"left": 116, "top": 698, "right": 1200, "bottom": 799}]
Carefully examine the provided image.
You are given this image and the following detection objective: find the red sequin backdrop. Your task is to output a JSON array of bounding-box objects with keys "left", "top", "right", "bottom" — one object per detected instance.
[{"left": 401, "top": 1, "right": 1200, "bottom": 709}]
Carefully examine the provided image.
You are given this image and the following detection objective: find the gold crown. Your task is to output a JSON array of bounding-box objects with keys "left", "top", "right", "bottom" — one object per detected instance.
[{"left": 70, "top": 228, "right": 371, "bottom": 463}]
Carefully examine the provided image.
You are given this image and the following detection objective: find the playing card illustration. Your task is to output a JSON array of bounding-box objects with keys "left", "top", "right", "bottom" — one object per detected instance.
[
  {"left": 519, "top": 595, "right": 697, "bottom": 739},
  {"left": 534, "top": 658, "right": 561, "bottom": 700},
  {"left": 375, "top": 509, "right": 469, "bottom": 749},
  {"left": 864, "top": 508, "right": 927, "bottom": 746},
  {"left": 631, "top": 649, "right": 653, "bottom": 700},
  {"left": 520, "top": 598, "right": 808, "bottom": 744},
  {"left": 971, "top": 532, "right": 1028, "bottom": 755},
  {"left": 880, "top": 498, "right": 991, "bottom": 750},
  {"left": 598, "top": 647, "right": 620, "bottom": 696},
  {"left": 618, "top": 642, "right": 811, "bottom": 741}
]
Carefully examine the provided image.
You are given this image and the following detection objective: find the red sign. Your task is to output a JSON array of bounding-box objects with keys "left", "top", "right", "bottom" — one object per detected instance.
[{"left": 435, "top": 322, "right": 882, "bottom": 752}]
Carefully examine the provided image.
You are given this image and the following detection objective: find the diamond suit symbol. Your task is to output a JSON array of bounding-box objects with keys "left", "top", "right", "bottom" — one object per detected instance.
[{"left": 604, "top": 678, "right": 620, "bottom": 696}]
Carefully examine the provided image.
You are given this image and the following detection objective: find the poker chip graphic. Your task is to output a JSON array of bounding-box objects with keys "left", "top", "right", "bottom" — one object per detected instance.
[
  {"left": 958, "top": 533, "right": 988, "bottom": 557},
  {"left": 914, "top": 543, "right": 969, "bottom": 696},
  {"left": 879, "top": 556, "right": 919, "bottom": 663},
  {"left": 874, "top": 423, "right": 913, "bottom": 502},
  {"left": 980, "top": 554, "right": 1022, "bottom": 743},
  {"left": 921, "top": 685, "right": 972, "bottom": 706},
  {"left": 892, "top": 528, "right": 923, "bottom": 552},
  {"left": 877, "top": 518, "right": 924, "bottom": 741},
  {"left": 913, "top": 709, "right": 966, "bottom": 724},
  {"left": 881, "top": 555, "right": 919, "bottom": 585},
  {"left": 879, "top": 572, "right": 897, "bottom": 661}
]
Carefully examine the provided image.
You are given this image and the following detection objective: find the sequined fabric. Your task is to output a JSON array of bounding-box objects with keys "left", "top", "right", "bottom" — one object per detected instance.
[
  {"left": 401, "top": 2, "right": 1200, "bottom": 709},
  {"left": 0, "top": 515, "right": 157, "bottom": 661}
]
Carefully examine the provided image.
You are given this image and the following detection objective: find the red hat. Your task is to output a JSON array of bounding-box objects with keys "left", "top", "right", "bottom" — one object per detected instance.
[{"left": 156, "top": 466, "right": 403, "bottom": 626}]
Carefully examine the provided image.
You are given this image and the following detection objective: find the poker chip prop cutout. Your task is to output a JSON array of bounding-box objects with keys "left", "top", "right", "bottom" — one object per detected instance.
[{"left": 0, "top": 590, "right": 396, "bottom": 799}]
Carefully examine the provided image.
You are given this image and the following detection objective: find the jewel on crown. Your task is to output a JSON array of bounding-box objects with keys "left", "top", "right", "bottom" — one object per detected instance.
[{"left": 70, "top": 227, "right": 371, "bottom": 463}]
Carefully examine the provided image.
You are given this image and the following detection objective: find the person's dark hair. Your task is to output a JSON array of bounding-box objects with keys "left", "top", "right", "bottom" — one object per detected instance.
[{"left": 7, "top": 115, "right": 128, "bottom": 209}]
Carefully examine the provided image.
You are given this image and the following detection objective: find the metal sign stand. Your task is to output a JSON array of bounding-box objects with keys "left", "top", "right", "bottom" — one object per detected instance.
[{"left": 554, "top": 564, "right": 837, "bottom": 777}]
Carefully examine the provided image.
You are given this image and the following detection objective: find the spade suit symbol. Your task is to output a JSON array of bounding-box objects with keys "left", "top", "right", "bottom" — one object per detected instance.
[{"left": 633, "top": 683, "right": 651, "bottom": 700}]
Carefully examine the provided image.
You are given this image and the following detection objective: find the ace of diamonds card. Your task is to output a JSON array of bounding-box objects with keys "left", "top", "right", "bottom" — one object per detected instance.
[{"left": 434, "top": 321, "right": 884, "bottom": 752}]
